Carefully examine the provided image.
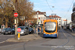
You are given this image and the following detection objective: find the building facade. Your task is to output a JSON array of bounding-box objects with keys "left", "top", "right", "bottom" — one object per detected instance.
[
  {"left": 33, "top": 11, "right": 46, "bottom": 24},
  {"left": 46, "top": 14, "right": 61, "bottom": 27},
  {"left": 61, "top": 18, "right": 71, "bottom": 26}
]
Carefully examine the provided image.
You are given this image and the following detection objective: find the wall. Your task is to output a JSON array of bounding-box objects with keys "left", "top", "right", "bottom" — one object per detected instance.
[{"left": 33, "top": 14, "right": 46, "bottom": 24}]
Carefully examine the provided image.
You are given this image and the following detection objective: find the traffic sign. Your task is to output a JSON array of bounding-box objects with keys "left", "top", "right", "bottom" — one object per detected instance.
[
  {"left": 14, "top": 13, "right": 18, "bottom": 17},
  {"left": 17, "top": 28, "right": 21, "bottom": 32}
]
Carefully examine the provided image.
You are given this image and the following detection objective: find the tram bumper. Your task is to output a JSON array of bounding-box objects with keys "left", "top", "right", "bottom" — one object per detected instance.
[{"left": 43, "top": 33, "right": 57, "bottom": 37}]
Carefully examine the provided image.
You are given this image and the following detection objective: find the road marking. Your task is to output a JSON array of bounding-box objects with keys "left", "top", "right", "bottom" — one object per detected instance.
[
  {"left": 65, "top": 29, "right": 75, "bottom": 39},
  {"left": 51, "top": 29, "right": 70, "bottom": 50},
  {"left": 63, "top": 32, "right": 67, "bottom": 37}
]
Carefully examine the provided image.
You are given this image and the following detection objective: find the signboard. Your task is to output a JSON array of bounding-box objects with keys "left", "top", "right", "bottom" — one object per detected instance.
[
  {"left": 37, "top": 19, "right": 41, "bottom": 24},
  {"left": 20, "top": 16, "right": 25, "bottom": 20},
  {"left": 17, "top": 28, "right": 21, "bottom": 32},
  {"left": 14, "top": 13, "right": 18, "bottom": 17}
]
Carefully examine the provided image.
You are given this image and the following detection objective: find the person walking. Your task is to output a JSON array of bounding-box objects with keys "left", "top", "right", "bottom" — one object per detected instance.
[
  {"left": 72, "top": 26, "right": 74, "bottom": 32},
  {"left": 1, "top": 24, "right": 5, "bottom": 30}
]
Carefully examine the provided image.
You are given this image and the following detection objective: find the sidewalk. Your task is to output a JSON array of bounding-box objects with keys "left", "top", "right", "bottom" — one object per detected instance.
[
  {"left": 66, "top": 29, "right": 75, "bottom": 36},
  {"left": 6, "top": 34, "right": 43, "bottom": 42}
]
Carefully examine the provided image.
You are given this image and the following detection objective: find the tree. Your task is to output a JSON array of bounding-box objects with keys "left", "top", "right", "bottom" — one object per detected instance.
[
  {"left": 0, "top": 0, "right": 35, "bottom": 27},
  {"left": 0, "top": 0, "right": 14, "bottom": 28},
  {"left": 11, "top": 0, "right": 35, "bottom": 23}
]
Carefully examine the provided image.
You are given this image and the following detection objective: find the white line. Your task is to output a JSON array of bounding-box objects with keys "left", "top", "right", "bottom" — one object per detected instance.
[{"left": 51, "top": 29, "right": 70, "bottom": 50}]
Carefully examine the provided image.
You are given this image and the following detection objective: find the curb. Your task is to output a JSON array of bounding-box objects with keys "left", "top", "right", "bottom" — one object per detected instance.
[
  {"left": 66, "top": 29, "right": 75, "bottom": 36},
  {"left": 5, "top": 34, "right": 43, "bottom": 43},
  {"left": 6, "top": 37, "right": 42, "bottom": 42},
  {"left": 0, "top": 41, "right": 6, "bottom": 44},
  {"left": 71, "top": 33, "right": 75, "bottom": 36}
]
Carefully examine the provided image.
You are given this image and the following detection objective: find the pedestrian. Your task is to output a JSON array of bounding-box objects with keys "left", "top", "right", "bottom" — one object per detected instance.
[
  {"left": 72, "top": 26, "right": 74, "bottom": 32},
  {"left": 38, "top": 27, "right": 40, "bottom": 33},
  {"left": 1, "top": 24, "right": 5, "bottom": 30}
]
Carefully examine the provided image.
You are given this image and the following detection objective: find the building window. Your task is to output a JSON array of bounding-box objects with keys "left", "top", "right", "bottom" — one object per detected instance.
[
  {"left": 57, "top": 18, "right": 58, "bottom": 20},
  {"left": 59, "top": 24, "right": 61, "bottom": 25},
  {"left": 59, "top": 18, "right": 61, "bottom": 20}
]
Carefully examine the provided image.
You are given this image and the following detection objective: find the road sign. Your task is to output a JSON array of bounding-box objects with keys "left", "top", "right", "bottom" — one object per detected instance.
[
  {"left": 14, "top": 13, "right": 18, "bottom": 17},
  {"left": 20, "top": 16, "right": 25, "bottom": 20},
  {"left": 17, "top": 28, "right": 21, "bottom": 32}
]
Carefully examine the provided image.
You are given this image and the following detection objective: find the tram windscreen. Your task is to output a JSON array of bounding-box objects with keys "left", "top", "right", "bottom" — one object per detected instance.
[{"left": 45, "top": 22, "right": 56, "bottom": 32}]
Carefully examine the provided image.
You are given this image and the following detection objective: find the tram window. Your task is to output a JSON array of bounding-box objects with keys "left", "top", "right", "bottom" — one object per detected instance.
[{"left": 45, "top": 22, "right": 56, "bottom": 32}]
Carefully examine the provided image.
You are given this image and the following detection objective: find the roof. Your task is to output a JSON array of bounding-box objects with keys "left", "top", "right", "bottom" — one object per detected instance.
[
  {"left": 49, "top": 15, "right": 61, "bottom": 18},
  {"left": 36, "top": 11, "right": 46, "bottom": 15},
  {"left": 63, "top": 20, "right": 67, "bottom": 21}
]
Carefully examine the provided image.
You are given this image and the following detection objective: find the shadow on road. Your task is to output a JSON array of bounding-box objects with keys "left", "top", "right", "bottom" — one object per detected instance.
[{"left": 38, "top": 33, "right": 57, "bottom": 39}]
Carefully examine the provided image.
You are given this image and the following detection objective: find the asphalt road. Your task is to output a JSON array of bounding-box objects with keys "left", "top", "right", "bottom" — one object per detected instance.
[
  {"left": 0, "top": 33, "right": 14, "bottom": 43},
  {"left": 0, "top": 28, "right": 75, "bottom": 50}
]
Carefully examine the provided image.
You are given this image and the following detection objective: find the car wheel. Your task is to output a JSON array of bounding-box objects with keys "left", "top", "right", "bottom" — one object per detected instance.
[
  {"left": 32, "top": 30, "right": 34, "bottom": 33},
  {"left": 29, "top": 32, "right": 31, "bottom": 34},
  {"left": 11, "top": 32, "right": 12, "bottom": 35},
  {"left": 28, "top": 32, "right": 29, "bottom": 34},
  {"left": 4, "top": 33, "right": 6, "bottom": 35},
  {"left": 26, "top": 32, "right": 29, "bottom": 35}
]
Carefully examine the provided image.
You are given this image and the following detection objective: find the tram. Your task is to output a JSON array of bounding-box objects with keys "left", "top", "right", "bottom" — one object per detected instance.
[{"left": 43, "top": 19, "right": 58, "bottom": 37}]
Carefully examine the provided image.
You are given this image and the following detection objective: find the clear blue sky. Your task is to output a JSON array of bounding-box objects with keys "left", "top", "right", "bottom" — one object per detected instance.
[{"left": 30, "top": 0, "right": 75, "bottom": 20}]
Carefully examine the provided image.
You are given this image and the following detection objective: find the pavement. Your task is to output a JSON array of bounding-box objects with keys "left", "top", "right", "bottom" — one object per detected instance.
[
  {"left": 6, "top": 34, "right": 43, "bottom": 42},
  {"left": 0, "top": 29, "right": 75, "bottom": 50},
  {"left": 0, "top": 34, "right": 14, "bottom": 43},
  {"left": 66, "top": 29, "right": 75, "bottom": 36}
]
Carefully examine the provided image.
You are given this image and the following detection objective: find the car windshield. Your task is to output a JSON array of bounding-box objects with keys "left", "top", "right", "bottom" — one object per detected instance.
[
  {"left": 12, "top": 28, "right": 15, "bottom": 30},
  {"left": 18, "top": 26, "right": 26, "bottom": 30},
  {"left": 3, "top": 28, "right": 6, "bottom": 30},
  {"left": 5, "top": 28, "right": 11, "bottom": 31}
]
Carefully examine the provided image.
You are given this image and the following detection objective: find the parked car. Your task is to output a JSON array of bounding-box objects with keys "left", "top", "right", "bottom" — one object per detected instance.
[
  {"left": 29, "top": 27, "right": 34, "bottom": 34},
  {"left": 3, "top": 28, "right": 12, "bottom": 35},
  {"left": 1, "top": 28, "right": 6, "bottom": 34},
  {"left": 11, "top": 28, "right": 15, "bottom": 34},
  {"left": 0, "top": 28, "right": 2, "bottom": 33},
  {"left": 18, "top": 26, "right": 29, "bottom": 35}
]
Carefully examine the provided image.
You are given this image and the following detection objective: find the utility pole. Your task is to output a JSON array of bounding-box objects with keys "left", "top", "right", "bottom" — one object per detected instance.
[
  {"left": 37, "top": 12, "right": 38, "bottom": 35},
  {"left": 6, "top": 0, "right": 18, "bottom": 39},
  {"left": 15, "top": 0, "right": 18, "bottom": 39}
]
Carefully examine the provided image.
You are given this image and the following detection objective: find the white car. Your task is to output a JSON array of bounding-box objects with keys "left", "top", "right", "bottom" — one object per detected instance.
[
  {"left": 18, "top": 26, "right": 29, "bottom": 35},
  {"left": 0, "top": 28, "right": 1, "bottom": 32},
  {"left": 1, "top": 28, "right": 6, "bottom": 34}
]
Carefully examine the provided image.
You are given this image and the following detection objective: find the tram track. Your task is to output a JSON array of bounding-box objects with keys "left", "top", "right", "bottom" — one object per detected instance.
[
  {"left": 51, "top": 28, "right": 73, "bottom": 50},
  {"left": 65, "top": 29, "right": 75, "bottom": 39},
  {"left": 23, "top": 29, "right": 75, "bottom": 50}
]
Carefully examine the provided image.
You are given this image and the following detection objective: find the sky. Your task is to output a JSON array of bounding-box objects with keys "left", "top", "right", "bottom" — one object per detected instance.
[{"left": 29, "top": 0, "right": 75, "bottom": 20}]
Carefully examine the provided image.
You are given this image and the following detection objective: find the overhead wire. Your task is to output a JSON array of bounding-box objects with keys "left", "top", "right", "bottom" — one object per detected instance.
[
  {"left": 45, "top": 0, "right": 53, "bottom": 12},
  {"left": 64, "top": 0, "right": 74, "bottom": 18}
]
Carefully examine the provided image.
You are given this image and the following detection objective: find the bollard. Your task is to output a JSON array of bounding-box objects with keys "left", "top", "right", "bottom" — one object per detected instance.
[
  {"left": 18, "top": 33, "right": 20, "bottom": 40},
  {"left": 17, "top": 28, "right": 21, "bottom": 40}
]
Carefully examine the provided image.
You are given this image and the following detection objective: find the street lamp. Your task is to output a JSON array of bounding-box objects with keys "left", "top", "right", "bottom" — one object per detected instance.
[
  {"left": 55, "top": 14, "right": 56, "bottom": 20},
  {"left": 37, "top": 12, "right": 38, "bottom": 35}
]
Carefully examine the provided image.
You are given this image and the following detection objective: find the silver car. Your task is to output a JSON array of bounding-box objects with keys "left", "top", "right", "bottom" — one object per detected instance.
[
  {"left": 18, "top": 26, "right": 29, "bottom": 35},
  {"left": 0, "top": 28, "right": 1, "bottom": 33},
  {"left": 1, "top": 28, "right": 6, "bottom": 34}
]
